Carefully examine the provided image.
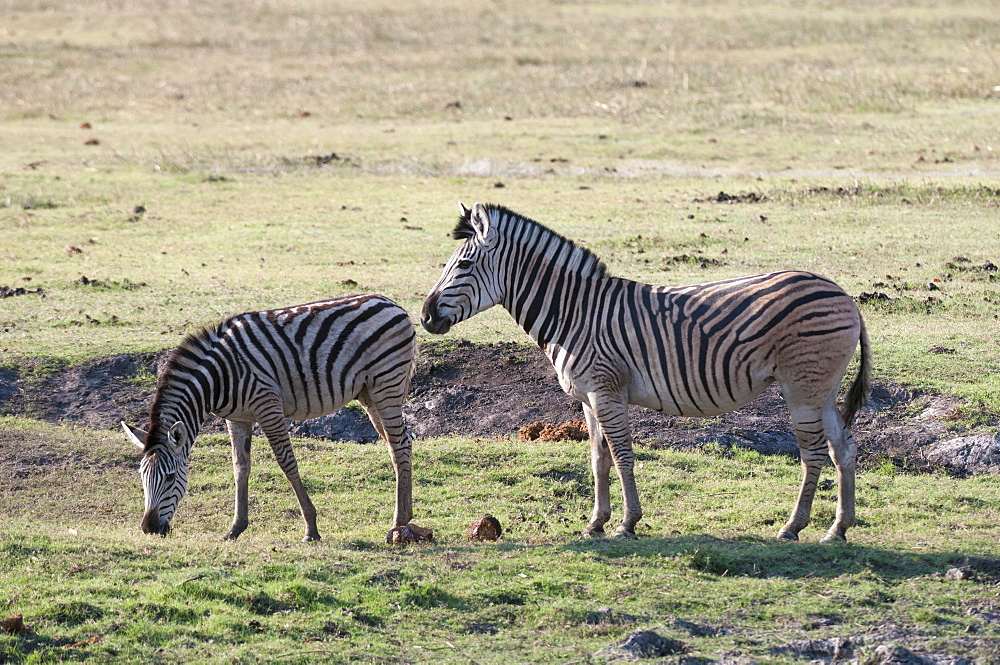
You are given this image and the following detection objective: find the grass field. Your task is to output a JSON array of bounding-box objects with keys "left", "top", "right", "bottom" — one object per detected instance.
[
  {"left": 2, "top": 0, "right": 1000, "bottom": 662},
  {"left": 3, "top": 421, "right": 1000, "bottom": 663}
]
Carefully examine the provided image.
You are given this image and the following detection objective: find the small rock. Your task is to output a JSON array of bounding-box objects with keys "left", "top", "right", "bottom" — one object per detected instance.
[
  {"left": 585, "top": 607, "right": 616, "bottom": 625},
  {"left": 860, "top": 644, "right": 938, "bottom": 665},
  {"left": 924, "top": 434, "right": 1000, "bottom": 473},
  {"left": 945, "top": 566, "right": 974, "bottom": 581},
  {"left": 585, "top": 606, "right": 637, "bottom": 626},
  {"left": 773, "top": 637, "right": 854, "bottom": 660},
  {"left": 607, "top": 630, "right": 688, "bottom": 659}
]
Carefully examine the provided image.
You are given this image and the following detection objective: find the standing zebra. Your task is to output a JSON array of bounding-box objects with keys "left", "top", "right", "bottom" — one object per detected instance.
[
  {"left": 122, "top": 294, "right": 417, "bottom": 542},
  {"left": 422, "top": 203, "right": 870, "bottom": 542}
]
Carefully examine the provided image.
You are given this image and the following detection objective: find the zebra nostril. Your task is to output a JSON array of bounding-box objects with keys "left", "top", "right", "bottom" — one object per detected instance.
[
  {"left": 420, "top": 294, "right": 449, "bottom": 333},
  {"left": 420, "top": 293, "right": 439, "bottom": 319},
  {"left": 140, "top": 508, "right": 160, "bottom": 535},
  {"left": 420, "top": 313, "right": 451, "bottom": 335}
]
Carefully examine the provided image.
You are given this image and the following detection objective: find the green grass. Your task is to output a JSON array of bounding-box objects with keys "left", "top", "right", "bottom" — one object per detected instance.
[
  {"left": 1, "top": 0, "right": 998, "bottom": 411},
  {"left": 2, "top": 1, "right": 1000, "bottom": 661},
  {"left": 3, "top": 172, "right": 998, "bottom": 415},
  {"left": 2, "top": 419, "right": 999, "bottom": 663}
]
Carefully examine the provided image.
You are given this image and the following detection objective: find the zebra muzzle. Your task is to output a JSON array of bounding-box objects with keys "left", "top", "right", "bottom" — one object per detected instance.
[
  {"left": 140, "top": 508, "right": 171, "bottom": 536},
  {"left": 420, "top": 316, "right": 452, "bottom": 335},
  {"left": 420, "top": 294, "right": 452, "bottom": 334}
]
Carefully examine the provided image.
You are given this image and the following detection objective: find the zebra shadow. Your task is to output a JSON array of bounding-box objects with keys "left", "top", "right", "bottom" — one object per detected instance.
[{"left": 557, "top": 534, "right": 1000, "bottom": 583}]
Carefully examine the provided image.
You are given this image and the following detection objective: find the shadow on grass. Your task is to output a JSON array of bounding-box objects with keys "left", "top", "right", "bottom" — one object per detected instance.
[
  {"left": 408, "top": 534, "right": 998, "bottom": 584},
  {"left": 558, "top": 533, "right": 1000, "bottom": 582}
]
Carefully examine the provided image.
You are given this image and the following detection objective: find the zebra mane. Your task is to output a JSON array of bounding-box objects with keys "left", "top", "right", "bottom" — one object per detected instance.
[
  {"left": 452, "top": 207, "right": 477, "bottom": 240},
  {"left": 145, "top": 325, "right": 217, "bottom": 452},
  {"left": 454, "top": 203, "right": 609, "bottom": 278}
]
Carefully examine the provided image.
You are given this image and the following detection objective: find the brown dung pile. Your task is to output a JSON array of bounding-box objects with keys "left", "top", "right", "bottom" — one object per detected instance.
[
  {"left": 518, "top": 419, "right": 589, "bottom": 441},
  {"left": 466, "top": 514, "right": 503, "bottom": 541}
]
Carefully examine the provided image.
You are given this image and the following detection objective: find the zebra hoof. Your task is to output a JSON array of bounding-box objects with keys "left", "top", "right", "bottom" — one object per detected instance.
[
  {"left": 223, "top": 524, "right": 247, "bottom": 541},
  {"left": 582, "top": 527, "right": 606, "bottom": 539},
  {"left": 612, "top": 527, "right": 638, "bottom": 540},
  {"left": 776, "top": 531, "right": 798, "bottom": 542},
  {"left": 301, "top": 534, "right": 321, "bottom": 543},
  {"left": 819, "top": 532, "right": 847, "bottom": 544}
]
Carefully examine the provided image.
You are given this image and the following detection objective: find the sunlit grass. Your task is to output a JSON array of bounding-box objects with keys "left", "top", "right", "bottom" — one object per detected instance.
[
  {"left": 2, "top": 421, "right": 999, "bottom": 663},
  {"left": 1, "top": 3, "right": 999, "bottom": 659},
  {"left": 2, "top": 169, "right": 999, "bottom": 411}
]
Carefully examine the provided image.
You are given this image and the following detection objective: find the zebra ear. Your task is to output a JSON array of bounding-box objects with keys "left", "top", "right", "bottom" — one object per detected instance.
[
  {"left": 122, "top": 421, "right": 147, "bottom": 450},
  {"left": 470, "top": 202, "right": 492, "bottom": 241},
  {"left": 167, "top": 421, "right": 189, "bottom": 452},
  {"left": 458, "top": 201, "right": 470, "bottom": 218}
]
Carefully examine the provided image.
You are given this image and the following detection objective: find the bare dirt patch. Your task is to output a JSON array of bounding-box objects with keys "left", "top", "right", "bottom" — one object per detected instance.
[{"left": 0, "top": 341, "right": 995, "bottom": 475}]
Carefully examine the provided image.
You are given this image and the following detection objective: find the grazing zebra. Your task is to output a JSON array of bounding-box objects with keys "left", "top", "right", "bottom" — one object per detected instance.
[
  {"left": 121, "top": 294, "right": 417, "bottom": 542},
  {"left": 421, "top": 203, "right": 870, "bottom": 542}
]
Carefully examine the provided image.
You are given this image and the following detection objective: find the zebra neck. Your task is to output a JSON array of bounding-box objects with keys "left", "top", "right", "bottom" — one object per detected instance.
[
  {"left": 501, "top": 258, "right": 606, "bottom": 348},
  {"left": 149, "top": 376, "right": 213, "bottom": 451}
]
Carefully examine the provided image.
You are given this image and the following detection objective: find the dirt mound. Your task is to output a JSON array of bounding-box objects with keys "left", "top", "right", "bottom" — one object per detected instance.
[
  {"left": 0, "top": 353, "right": 169, "bottom": 430},
  {"left": 0, "top": 340, "right": 995, "bottom": 475},
  {"left": 693, "top": 190, "right": 766, "bottom": 204}
]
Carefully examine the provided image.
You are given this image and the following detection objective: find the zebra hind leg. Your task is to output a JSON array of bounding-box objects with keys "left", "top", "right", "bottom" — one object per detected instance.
[
  {"left": 357, "top": 385, "right": 414, "bottom": 528},
  {"left": 819, "top": 399, "right": 857, "bottom": 543},
  {"left": 258, "top": 400, "right": 321, "bottom": 542},
  {"left": 224, "top": 420, "right": 253, "bottom": 541},
  {"left": 581, "top": 404, "right": 612, "bottom": 538},
  {"left": 777, "top": 404, "right": 828, "bottom": 542}
]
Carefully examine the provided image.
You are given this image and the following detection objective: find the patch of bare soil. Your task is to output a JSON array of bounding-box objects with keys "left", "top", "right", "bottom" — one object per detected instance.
[
  {"left": 0, "top": 341, "right": 996, "bottom": 475},
  {"left": 693, "top": 190, "right": 767, "bottom": 204}
]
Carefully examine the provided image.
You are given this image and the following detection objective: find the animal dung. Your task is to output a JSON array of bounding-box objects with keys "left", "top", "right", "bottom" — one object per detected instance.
[
  {"left": 518, "top": 419, "right": 589, "bottom": 441},
  {"left": 385, "top": 523, "right": 434, "bottom": 545},
  {"left": 467, "top": 514, "right": 502, "bottom": 541},
  {"left": 1, "top": 614, "right": 28, "bottom": 635}
]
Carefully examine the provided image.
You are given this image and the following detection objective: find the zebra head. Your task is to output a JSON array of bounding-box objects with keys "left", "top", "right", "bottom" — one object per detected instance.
[
  {"left": 421, "top": 202, "right": 504, "bottom": 334},
  {"left": 122, "top": 420, "right": 192, "bottom": 536}
]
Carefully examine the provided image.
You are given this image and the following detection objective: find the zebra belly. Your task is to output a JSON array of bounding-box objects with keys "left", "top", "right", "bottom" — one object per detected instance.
[
  {"left": 629, "top": 373, "right": 774, "bottom": 418},
  {"left": 215, "top": 375, "right": 362, "bottom": 423},
  {"left": 279, "top": 379, "right": 359, "bottom": 421}
]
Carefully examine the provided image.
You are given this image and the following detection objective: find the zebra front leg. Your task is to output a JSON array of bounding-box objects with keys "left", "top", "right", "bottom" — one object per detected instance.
[
  {"left": 385, "top": 428, "right": 414, "bottom": 528},
  {"left": 581, "top": 404, "right": 612, "bottom": 538},
  {"left": 224, "top": 420, "right": 253, "bottom": 541},
  {"left": 590, "top": 393, "right": 642, "bottom": 540},
  {"left": 258, "top": 407, "right": 320, "bottom": 542},
  {"left": 358, "top": 388, "right": 413, "bottom": 527}
]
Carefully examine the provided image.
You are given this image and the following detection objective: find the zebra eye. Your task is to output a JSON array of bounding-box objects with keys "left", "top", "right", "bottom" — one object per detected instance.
[
  {"left": 457, "top": 259, "right": 474, "bottom": 270},
  {"left": 164, "top": 472, "right": 176, "bottom": 483}
]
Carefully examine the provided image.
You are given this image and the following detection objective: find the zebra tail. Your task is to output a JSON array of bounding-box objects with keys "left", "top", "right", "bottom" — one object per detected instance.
[
  {"left": 403, "top": 332, "right": 418, "bottom": 399},
  {"left": 840, "top": 318, "right": 871, "bottom": 427}
]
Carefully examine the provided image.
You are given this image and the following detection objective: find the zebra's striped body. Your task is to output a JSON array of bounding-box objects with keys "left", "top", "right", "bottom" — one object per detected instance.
[
  {"left": 422, "top": 203, "right": 870, "bottom": 542},
  {"left": 122, "top": 294, "right": 416, "bottom": 542}
]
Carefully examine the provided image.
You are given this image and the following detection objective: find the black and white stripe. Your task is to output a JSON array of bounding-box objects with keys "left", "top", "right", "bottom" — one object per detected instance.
[
  {"left": 123, "top": 293, "right": 416, "bottom": 541},
  {"left": 422, "top": 203, "right": 870, "bottom": 542}
]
